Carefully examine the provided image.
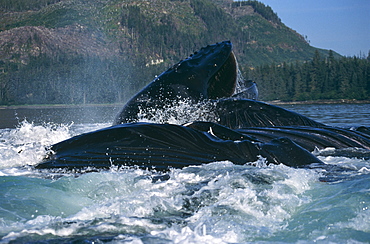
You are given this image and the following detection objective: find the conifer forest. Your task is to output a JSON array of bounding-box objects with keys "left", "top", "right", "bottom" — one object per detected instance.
[{"left": 0, "top": 0, "right": 369, "bottom": 105}]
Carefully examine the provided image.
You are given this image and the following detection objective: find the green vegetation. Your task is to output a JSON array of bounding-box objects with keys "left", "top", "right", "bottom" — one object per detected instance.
[
  {"left": 248, "top": 51, "right": 370, "bottom": 101},
  {"left": 0, "top": 54, "right": 142, "bottom": 105},
  {"left": 233, "top": 0, "right": 281, "bottom": 24},
  {"left": 0, "top": 0, "right": 62, "bottom": 12},
  {"left": 0, "top": 0, "right": 367, "bottom": 105}
]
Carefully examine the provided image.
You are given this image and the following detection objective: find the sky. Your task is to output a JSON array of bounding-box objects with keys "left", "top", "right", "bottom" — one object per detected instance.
[{"left": 243, "top": 0, "right": 370, "bottom": 57}]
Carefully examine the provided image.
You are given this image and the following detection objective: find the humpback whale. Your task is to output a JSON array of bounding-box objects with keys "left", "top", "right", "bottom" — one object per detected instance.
[
  {"left": 37, "top": 122, "right": 323, "bottom": 170},
  {"left": 113, "top": 41, "right": 238, "bottom": 125},
  {"left": 36, "top": 41, "right": 370, "bottom": 171}
]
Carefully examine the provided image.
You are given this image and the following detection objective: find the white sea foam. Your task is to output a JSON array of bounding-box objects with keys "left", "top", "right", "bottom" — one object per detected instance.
[
  {"left": 0, "top": 120, "right": 110, "bottom": 170},
  {"left": 0, "top": 119, "right": 369, "bottom": 243},
  {"left": 136, "top": 99, "right": 218, "bottom": 125},
  {"left": 0, "top": 120, "right": 71, "bottom": 168}
]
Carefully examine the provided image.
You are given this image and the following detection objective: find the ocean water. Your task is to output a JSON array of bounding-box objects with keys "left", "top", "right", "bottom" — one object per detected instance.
[{"left": 0, "top": 103, "right": 369, "bottom": 243}]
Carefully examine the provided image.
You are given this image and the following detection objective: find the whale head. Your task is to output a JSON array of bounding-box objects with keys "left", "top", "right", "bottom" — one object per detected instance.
[
  {"left": 114, "top": 41, "right": 241, "bottom": 124},
  {"left": 162, "top": 40, "right": 238, "bottom": 99}
]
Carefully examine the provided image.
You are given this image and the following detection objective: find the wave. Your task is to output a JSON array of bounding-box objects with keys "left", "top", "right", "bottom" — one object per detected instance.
[{"left": 0, "top": 120, "right": 369, "bottom": 243}]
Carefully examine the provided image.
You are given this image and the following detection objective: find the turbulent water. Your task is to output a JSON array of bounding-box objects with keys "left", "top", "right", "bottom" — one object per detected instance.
[{"left": 0, "top": 103, "right": 369, "bottom": 243}]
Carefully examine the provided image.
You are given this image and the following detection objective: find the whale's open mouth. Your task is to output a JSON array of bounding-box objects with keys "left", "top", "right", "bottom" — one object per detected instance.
[{"left": 207, "top": 51, "right": 238, "bottom": 99}]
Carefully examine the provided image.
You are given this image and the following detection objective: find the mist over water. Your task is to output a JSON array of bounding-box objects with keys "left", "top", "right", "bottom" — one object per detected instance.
[{"left": 0, "top": 103, "right": 369, "bottom": 243}]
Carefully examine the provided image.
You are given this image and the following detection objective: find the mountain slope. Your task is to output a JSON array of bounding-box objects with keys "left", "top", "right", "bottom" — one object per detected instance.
[
  {"left": 0, "top": 0, "right": 339, "bottom": 105},
  {"left": 1, "top": 0, "right": 333, "bottom": 66}
]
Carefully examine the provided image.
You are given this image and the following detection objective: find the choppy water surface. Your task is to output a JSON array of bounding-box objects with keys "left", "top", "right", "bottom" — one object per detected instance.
[{"left": 0, "top": 103, "right": 369, "bottom": 243}]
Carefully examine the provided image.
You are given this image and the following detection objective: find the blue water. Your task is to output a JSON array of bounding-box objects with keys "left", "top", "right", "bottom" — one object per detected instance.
[{"left": 0, "top": 103, "right": 369, "bottom": 243}]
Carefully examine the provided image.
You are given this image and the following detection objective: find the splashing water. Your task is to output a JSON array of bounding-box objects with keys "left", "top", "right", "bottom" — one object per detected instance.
[
  {"left": 136, "top": 99, "right": 219, "bottom": 125},
  {"left": 0, "top": 107, "right": 370, "bottom": 243},
  {"left": 0, "top": 121, "right": 72, "bottom": 169}
]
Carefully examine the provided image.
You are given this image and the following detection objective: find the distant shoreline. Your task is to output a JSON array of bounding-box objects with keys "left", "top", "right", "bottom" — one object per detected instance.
[
  {"left": 268, "top": 99, "right": 370, "bottom": 105},
  {"left": 0, "top": 99, "right": 369, "bottom": 110}
]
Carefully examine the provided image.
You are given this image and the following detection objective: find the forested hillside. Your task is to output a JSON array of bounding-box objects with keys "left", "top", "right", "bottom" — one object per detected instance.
[
  {"left": 0, "top": 0, "right": 367, "bottom": 105},
  {"left": 248, "top": 51, "right": 370, "bottom": 101}
]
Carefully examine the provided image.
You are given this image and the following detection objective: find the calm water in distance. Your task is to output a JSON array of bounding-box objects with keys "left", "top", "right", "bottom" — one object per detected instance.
[{"left": 0, "top": 103, "right": 369, "bottom": 129}]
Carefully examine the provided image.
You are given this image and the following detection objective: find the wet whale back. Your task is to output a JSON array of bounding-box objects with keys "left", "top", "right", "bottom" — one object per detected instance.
[
  {"left": 215, "top": 99, "right": 325, "bottom": 129},
  {"left": 37, "top": 123, "right": 323, "bottom": 170},
  {"left": 35, "top": 41, "right": 370, "bottom": 171},
  {"left": 37, "top": 123, "right": 261, "bottom": 170}
]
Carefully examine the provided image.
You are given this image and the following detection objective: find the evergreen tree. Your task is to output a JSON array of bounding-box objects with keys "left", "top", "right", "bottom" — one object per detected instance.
[{"left": 249, "top": 52, "right": 369, "bottom": 101}]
